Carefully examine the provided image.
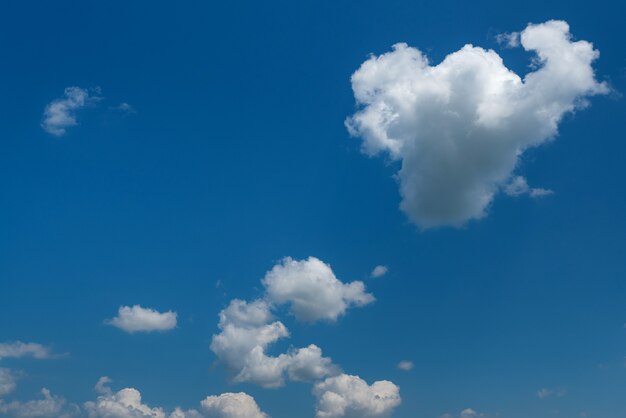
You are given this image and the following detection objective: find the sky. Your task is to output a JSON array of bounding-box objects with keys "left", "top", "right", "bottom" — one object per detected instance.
[{"left": 1, "top": 1, "right": 625, "bottom": 417}]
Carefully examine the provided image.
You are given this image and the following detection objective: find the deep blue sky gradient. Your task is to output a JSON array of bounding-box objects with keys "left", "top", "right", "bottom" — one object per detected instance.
[{"left": 1, "top": 1, "right": 625, "bottom": 417}]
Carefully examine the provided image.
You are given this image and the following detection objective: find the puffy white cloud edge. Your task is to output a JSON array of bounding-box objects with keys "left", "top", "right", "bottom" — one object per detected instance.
[
  {"left": 347, "top": 20, "right": 607, "bottom": 228},
  {"left": 105, "top": 305, "right": 177, "bottom": 333},
  {"left": 313, "top": 374, "right": 401, "bottom": 418}
]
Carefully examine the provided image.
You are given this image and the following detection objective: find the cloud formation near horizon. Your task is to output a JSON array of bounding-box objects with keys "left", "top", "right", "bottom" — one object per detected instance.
[{"left": 347, "top": 20, "right": 607, "bottom": 228}]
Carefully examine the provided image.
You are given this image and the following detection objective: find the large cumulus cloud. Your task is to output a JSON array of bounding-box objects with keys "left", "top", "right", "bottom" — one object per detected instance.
[{"left": 346, "top": 20, "right": 607, "bottom": 228}]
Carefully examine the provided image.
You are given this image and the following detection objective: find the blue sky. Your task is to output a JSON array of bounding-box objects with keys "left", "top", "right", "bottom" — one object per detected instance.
[{"left": 1, "top": 1, "right": 625, "bottom": 417}]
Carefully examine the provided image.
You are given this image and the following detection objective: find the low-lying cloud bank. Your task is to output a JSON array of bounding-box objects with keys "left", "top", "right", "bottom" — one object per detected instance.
[{"left": 347, "top": 20, "right": 607, "bottom": 228}]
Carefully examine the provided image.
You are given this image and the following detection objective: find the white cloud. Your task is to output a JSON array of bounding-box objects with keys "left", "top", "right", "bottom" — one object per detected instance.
[
  {"left": 105, "top": 305, "right": 177, "bottom": 333},
  {"left": 0, "top": 368, "right": 17, "bottom": 396},
  {"left": 495, "top": 32, "right": 520, "bottom": 48},
  {"left": 84, "top": 378, "right": 166, "bottom": 418},
  {"left": 210, "top": 299, "right": 337, "bottom": 388},
  {"left": 0, "top": 388, "right": 72, "bottom": 418},
  {"left": 460, "top": 409, "right": 479, "bottom": 418},
  {"left": 504, "top": 176, "right": 553, "bottom": 198},
  {"left": 201, "top": 393, "right": 268, "bottom": 418},
  {"left": 313, "top": 374, "right": 401, "bottom": 418},
  {"left": 397, "top": 360, "right": 413, "bottom": 371},
  {"left": 537, "top": 387, "right": 566, "bottom": 399},
  {"left": 262, "top": 257, "right": 374, "bottom": 322},
  {"left": 370, "top": 265, "right": 388, "bottom": 278},
  {"left": 441, "top": 409, "right": 488, "bottom": 418},
  {"left": 346, "top": 20, "right": 607, "bottom": 228},
  {"left": 0, "top": 342, "right": 53, "bottom": 360},
  {"left": 41, "top": 87, "right": 98, "bottom": 136}
]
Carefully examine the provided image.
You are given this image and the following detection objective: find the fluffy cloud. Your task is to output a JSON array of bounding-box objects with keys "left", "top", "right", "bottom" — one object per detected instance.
[
  {"left": 370, "top": 265, "right": 388, "bottom": 278},
  {"left": 313, "top": 374, "right": 401, "bottom": 418},
  {"left": 0, "top": 368, "right": 17, "bottom": 396},
  {"left": 41, "top": 87, "right": 98, "bottom": 136},
  {"left": 210, "top": 299, "right": 337, "bottom": 388},
  {"left": 262, "top": 257, "right": 374, "bottom": 322},
  {"left": 346, "top": 20, "right": 607, "bottom": 228},
  {"left": 504, "top": 176, "right": 553, "bottom": 198},
  {"left": 0, "top": 388, "right": 72, "bottom": 418},
  {"left": 201, "top": 393, "right": 268, "bottom": 418},
  {"left": 0, "top": 342, "right": 53, "bottom": 360},
  {"left": 84, "top": 377, "right": 167, "bottom": 418},
  {"left": 85, "top": 378, "right": 263, "bottom": 418},
  {"left": 106, "top": 305, "right": 177, "bottom": 333}
]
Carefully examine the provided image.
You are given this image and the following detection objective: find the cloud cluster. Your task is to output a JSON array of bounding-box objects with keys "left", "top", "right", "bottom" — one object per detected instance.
[
  {"left": 106, "top": 305, "right": 178, "bottom": 334},
  {"left": 210, "top": 257, "right": 375, "bottom": 388},
  {"left": 210, "top": 299, "right": 337, "bottom": 388},
  {"left": 0, "top": 388, "right": 72, "bottom": 418},
  {"left": 209, "top": 257, "right": 400, "bottom": 417},
  {"left": 41, "top": 87, "right": 99, "bottom": 136},
  {"left": 0, "top": 342, "right": 53, "bottom": 360},
  {"left": 313, "top": 374, "right": 401, "bottom": 418},
  {"left": 83, "top": 378, "right": 264, "bottom": 418},
  {"left": 347, "top": 20, "right": 607, "bottom": 228},
  {"left": 262, "top": 257, "right": 374, "bottom": 322}
]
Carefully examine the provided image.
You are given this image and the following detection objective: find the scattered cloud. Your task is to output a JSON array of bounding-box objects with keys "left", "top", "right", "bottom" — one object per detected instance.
[
  {"left": 313, "top": 374, "right": 401, "bottom": 418},
  {"left": 0, "top": 368, "right": 17, "bottom": 396},
  {"left": 0, "top": 342, "right": 54, "bottom": 360},
  {"left": 504, "top": 176, "right": 553, "bottom": 198},
  {"left": 210, "top": 299, "right": 337, "bottom": 388},
  {"left": 262, "top": 257, "right": 374, "bottom": 322},
  {"left": 84, "top": 382, "right": 167, "bottom": 418},
  {"left": 441, "top": 408, "right": 488, "bottom": 418},
  {"left": 85, "top": 378, "right": 262, "bottom": 418},
  {"left": 346, "top": 20, "right": 607, "bottom": 228},
  {"left": 41, "top": 87, "right": 100, "bottom": 136},
  {"left": 105, "top": 305, "right": 177, "bottom": 333},
  {"left": 370, "top": 265, "right": 388, "bottom": 278},
  {"left": 0, "top": 388, "right": 73, "bottom": 418},
  {"left": 495, "top": 32, "right": 520, "bottom": 48},
  {"left": 113, "top": 102, "right": 136, "bottom": 113},
  {"left": 537, "top": 387, "right": 567, "bottom": 399},
  {"left": 201, "top": 393, "right": 268, "bottom": 418},
  {"left": 397, "top": 360, "right": 413, "bottom": 371}
]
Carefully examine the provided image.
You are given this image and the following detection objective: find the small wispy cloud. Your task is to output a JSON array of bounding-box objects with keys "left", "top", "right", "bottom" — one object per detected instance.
[
  {"left": 0, "top": 341, "right": 54, "bottom": 360},
  {"left": 504, "top": 176, "right": 553, "bottom": 198},
  {"left": 397, "top": 360, "right": 413, "bottom": 371},
  {"left": 537, "top": 387, "right": 567, "bottom": 399},
  {"left": 370, "top": 265, "right": 388, "bottom": 278},
  {"left": 112, "top": 102, "right": 136, "bottom": 114},
  {"left": 495, "top": 31, "right": 520, "bottom": 48},
  {"left": 41, "top": 86, "right": 100, "bottom": 136}
]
